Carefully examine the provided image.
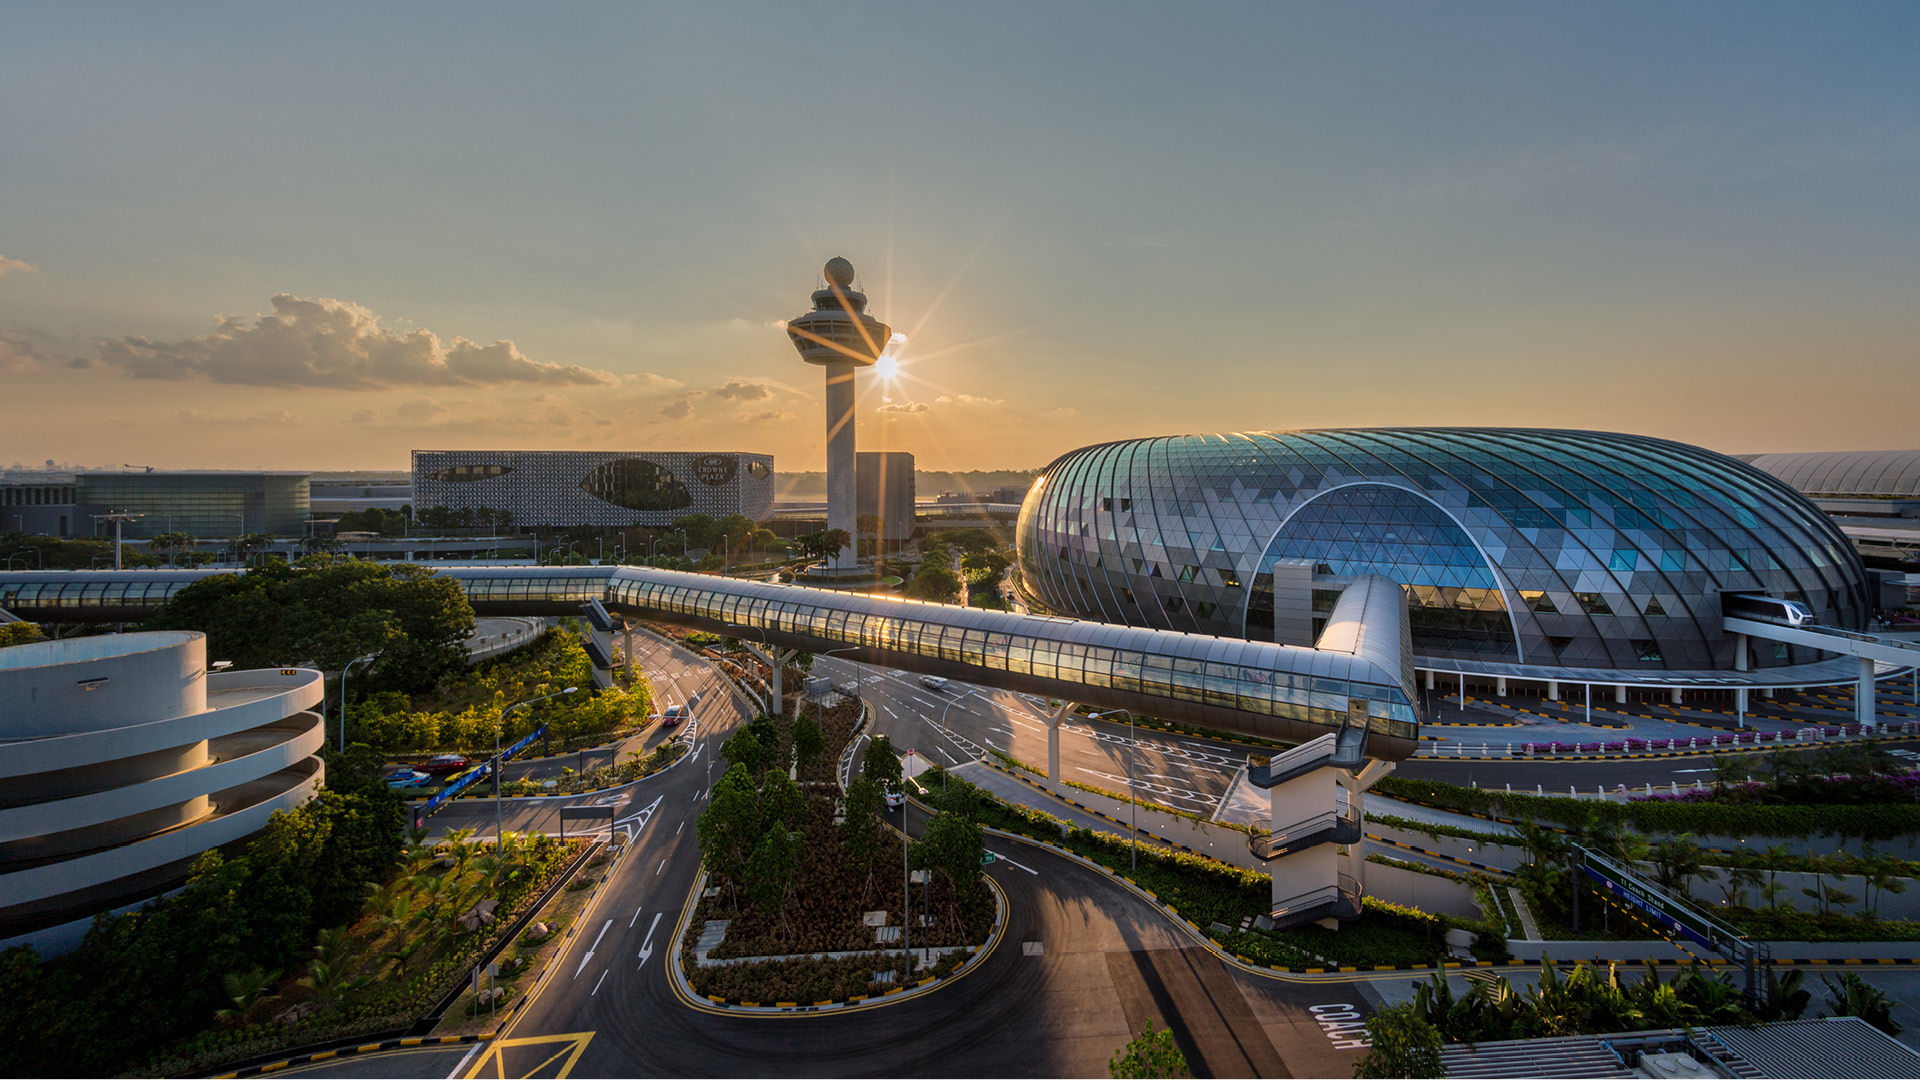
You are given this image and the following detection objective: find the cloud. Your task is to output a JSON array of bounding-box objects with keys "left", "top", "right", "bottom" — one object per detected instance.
[
  {"left": 0, "top": 325, "right": 55, "bottom": 373},
  {"left": 94, "top": 293, "right": 618, "bottom": 390},
  {"left": 713, "top": 379, "right": 772, "bottom": 401},
  {"left": 393, "top": 398, "right": 451, "bottom": 424},
  {"left": 877, "top": 399, "right": 930, "bottom": 415},
  {"left": 932, "top": 393, "right": 1006, "bottom": 408},
  {"left": 175, "top": 408, "right": 300, "bottom": 426},
  {"left": 659, "top": 393, "right": 700, "bottom": 420},
  {"left": 744, "top": 408, "right": 792, "bottom": 423},
  {"left": 0, "top": 254, "right": 37, "bottom": 277}
]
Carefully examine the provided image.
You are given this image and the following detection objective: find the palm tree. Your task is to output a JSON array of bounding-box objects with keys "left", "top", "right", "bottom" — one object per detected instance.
[
  {"left": 297, "top": 958, "right": 369, "bottom": 1012},
  {"left": 213, "top": 967, "right": 281, "bottom": 1025},
  {"left": 1858, "top": 848, "right": 1909, "bottom": 919},
  {"left": 1710, "top": 754, "right": 1757, "bottom": 797},
  {"left": 1649, "top": 834, "right": 1706, "bottom": 898},
  {"left": 1715, "top": 860, "right": 1765, "bottom": 909},
  {"left": 1801, "top": 853, "right": 1859, "bottom": 917},
  {"left": 1758, "top": 844, "right": 1794, "bottom": 913}
]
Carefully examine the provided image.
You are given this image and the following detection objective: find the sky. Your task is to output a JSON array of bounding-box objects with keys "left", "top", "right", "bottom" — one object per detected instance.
[{"left": 3, "top": 2, "right": 1917, "bottom": 475}]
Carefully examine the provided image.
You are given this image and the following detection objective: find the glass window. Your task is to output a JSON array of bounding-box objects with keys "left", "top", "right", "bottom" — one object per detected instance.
[{"left": 1575, "top": 592, "right": 1614, "bottom": 616}]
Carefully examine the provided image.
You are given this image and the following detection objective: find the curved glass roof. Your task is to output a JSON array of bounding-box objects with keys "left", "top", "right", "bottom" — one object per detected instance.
[
  {"left": 1018, "top": 428, "right": 1872, "bottom": 672},
  {"left": 1745, "top": 449, "right": 1920, "bottom": 499}
]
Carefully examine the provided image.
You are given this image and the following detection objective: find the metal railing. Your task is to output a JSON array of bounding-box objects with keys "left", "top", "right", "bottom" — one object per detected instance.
[
  {"left": 1270, "top": 871, "right": 1362, "bottom": 923},
  {"left": 1249, "top": 803, "right": 1361, "bottom": 860},
  {"left": 1412, "top": 718, "right": 1920, "bottom": 760}
]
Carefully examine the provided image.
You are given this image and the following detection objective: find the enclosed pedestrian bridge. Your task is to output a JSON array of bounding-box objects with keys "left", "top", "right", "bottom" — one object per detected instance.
[
  {"left": 3, "top": 565, "right": 1421, "bottom": 926},
  {"left": 0, "top": 565, "right": 1423, "bottom": 759}
]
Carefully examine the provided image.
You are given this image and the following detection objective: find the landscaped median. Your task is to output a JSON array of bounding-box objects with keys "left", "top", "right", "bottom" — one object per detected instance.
[{"left": 670, "top": 713, "right": 1003, "bottom": 1011}]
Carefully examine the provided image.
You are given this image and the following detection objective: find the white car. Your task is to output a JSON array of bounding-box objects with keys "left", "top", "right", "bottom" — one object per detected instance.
[
  {"left": 920, "top": 676, "right": 949, "bottom": 692},
  {"left": 884, "top": 788, "right": 906, "bottom": 810}
]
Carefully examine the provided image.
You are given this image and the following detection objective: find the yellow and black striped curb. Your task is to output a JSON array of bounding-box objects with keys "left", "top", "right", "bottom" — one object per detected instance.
[
  {"left": 211, "top": 1031, "right": 492, "bottom": 1078},
  {"left": 982, "top": 760, "right": 1230, "bottom": 863},
  {"left": 1366, "top": 833, "right": 1513, "bottom": 878}
]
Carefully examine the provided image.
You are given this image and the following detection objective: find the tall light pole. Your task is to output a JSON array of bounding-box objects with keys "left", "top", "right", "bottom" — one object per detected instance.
[
  {"left": 495, "top": 687, "right": 579, "bottom": 870},
  {"left": 338, "top": 653, "right": 378, "bottom": 752},
  {"left": 1087, "top": 709, "right": 1132, "bottom": 867}
]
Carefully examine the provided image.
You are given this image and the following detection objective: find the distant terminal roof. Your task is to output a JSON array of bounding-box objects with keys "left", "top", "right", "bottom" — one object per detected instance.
[
  {"left": 1440, "top": 1016, "right": 1920, "bottom": 1079},
  {"left": 1746, "top": 449, "right": 1920, "bottom": 498}
]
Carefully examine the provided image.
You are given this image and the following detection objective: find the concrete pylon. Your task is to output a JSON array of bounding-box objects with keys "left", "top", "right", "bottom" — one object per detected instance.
[{"left": 1045, "top": 701, "right": 1076, "bottom": 782}]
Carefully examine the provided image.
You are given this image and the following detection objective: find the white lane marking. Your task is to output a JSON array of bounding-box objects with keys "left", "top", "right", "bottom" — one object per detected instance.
[
  {"left": 676, "top": 819, "right": 685, "bottom": 835},
  {"left": 447, "top": 1040, "right": 483, "bottom": 1079},
  {"left": 884, "top": 704, "right": 899, "bottom": 718},
  {"left": 592, "top": 969, "right": 609, "bottom": 996},
  {"left": 638, "top": 912, "right": 664, "bottom": 966},
  {"left": 575, "top": 919, "right": 613, "bottom": 978},
  {"left": 988, "top": 850, "right": 1039, "bottom": 875},
  {"left": 656, "top": 858, "right": 667, "bottom": 876},
  {"left": 630, "top": 903, "right": 645, "bottom": 928},
  {"left": 938, "top": 746, "right": 957, "bottom": 764}
]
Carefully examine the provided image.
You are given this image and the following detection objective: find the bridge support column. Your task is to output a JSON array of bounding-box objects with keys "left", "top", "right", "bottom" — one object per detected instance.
[
  {"left": 1546, "top": 680, "right": 1559, "bottom": 701},
  {"left": 1044, "top": 701, "right": 1075, "bottom": 782},
  {"left": 1615, "top": 685, "right": 1627, "bottom": 705},
  {"left": 1425, "top": 669, "right": 1435, "bottom": 691},
  {"left": 737, "top": 642, "right": 796, "bottom": 716},
  {"left": 1672, "top": 687, "right": 1684, "bottom": 705},
  {"left": 621, "top": 623, "right": 635, "bottom": 689},
  {"left": 1734, "top": 634, "right": 1749, "bottom": 727},
  {"left": 1496, "top": 677, "right": 1507, "bottom": 697},
  {"left": 1860, "top": 657, "right": 1876, "bottom": 728}
]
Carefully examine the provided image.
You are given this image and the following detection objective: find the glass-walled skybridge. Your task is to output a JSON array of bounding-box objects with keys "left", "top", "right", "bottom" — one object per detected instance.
[{"left": 1, "top": 566, "right": 1421, "bottom": 760}]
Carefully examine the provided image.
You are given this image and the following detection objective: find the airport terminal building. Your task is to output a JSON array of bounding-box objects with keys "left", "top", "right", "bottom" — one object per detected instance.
[
  {"left": 412, "top": 450, "right": 775, "bottom": 530},
  {"left": 1017, "top": 428, "right": 1878, "bottom": 694}
]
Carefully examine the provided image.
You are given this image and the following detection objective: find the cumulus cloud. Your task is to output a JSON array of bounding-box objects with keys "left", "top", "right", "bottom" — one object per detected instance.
[
  {"left": 659, "top": 393, "right": 700, "bottom": 420},
  {"left": 0, "top": 254, "right": 37, "bottom": 276},
  {"left": 175, "top": 408, "right": 300, "bottom": 426},
  {"left": 877, "top": 399, "right": 930, "bottom": 415},
  {"left": 713, "top": 379, "right": 772, "bottom": 401},
  {"left": 935, "top": 393, "right": 1006, "bottom": 407},
  {"left": 94, "top": 293, "right": 618, "bottom": 390},
  {"left": 744, "top": 408, "right": 793, "bottom": 423}
]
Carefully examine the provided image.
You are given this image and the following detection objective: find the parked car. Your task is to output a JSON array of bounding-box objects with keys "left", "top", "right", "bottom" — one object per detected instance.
[
  {"left": 385, "top": 769, "right": 434, "bottom": 789},
  {"left": 415, "top": 754, "right": 473, "bottom": 775}
]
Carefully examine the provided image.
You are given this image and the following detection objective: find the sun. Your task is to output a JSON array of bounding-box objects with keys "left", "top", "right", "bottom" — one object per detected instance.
[{"left": 873, "top": 354, "right": 898, "bottom": 379}]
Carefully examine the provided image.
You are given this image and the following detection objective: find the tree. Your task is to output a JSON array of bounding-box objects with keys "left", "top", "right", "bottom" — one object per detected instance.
[
  {"left": 1859, "top": 848, "right": 1909, "bottom": 918},
  {"left": 720, "top": 727, "right": 771, "bottom": 776},
  {"left": 856, "top": 513, "right": 882, "bottom": 537},
  {"left": 1109, "top": 1018, "right": 1190, "bottom": 1079},
  {"left": 905, "top": 557, "right": 963, "bottom": 603},
  {"left": 912, "top": 810, "right": 988, "bottom": 931},
  {"left": 696, "top": 765, "right": 764, "bottom": 888},
  {"left": 1648, "top": 834, "right": 1705, "bottom": 897},
  {"left": 1715, "top": 861, "right": 1764, "bottom": 909},
  {"left": 1824, "top": 972, "right": 1901, "bottom": 1035},
  {"left": 760, "top": 769, "right": 807, "bottom": 827},
  {"left": 791, "top": 716, "right": 825, "bottom": 771},
  {"left": 672, "top": 513, "right": 719, "bottom": 552},
  {"left": 1757, "top": 844, "right": 1793, "bottom": 912},
  {"left": 863, "top": 734, "right": 904, "bottom": 791},
  {"left": 0, "top": 621, "right": 45, "bottom": 649},
  {"left": 842, "top": 776, "right": 885, "bottom": 891},
  {"left": 1756, "top": 967, "right": 1811, "bottom": 1023},
  {"left": 744, "top": 825, "right": 802, "bottom": 922},
  {"left": 141, "top": 560, "right": 475, "bottom": 693},
  {"left": 1801, "top": 854, "right": 1858, "bottom": 917},
  {"left": 146, "top": 531, "right": 198, "bottom": 566}
]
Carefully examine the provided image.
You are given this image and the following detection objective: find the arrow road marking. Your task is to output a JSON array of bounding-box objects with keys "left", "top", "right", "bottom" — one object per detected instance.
[
  {"left": 988, "top": 850, "right": 1038, "bottom": 875},
  {"left": 592, "top": 969, "right": 609, "bottom": 996},
  {"left": 575, "top": 918, "right": 612, "bottom": 978},
  {"left": 637, "top": 912, "right": 663, "bottom": 967}
]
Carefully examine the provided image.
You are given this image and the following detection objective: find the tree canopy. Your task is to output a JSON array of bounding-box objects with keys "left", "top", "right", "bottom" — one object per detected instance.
[{"left": 141, "top": 559, "right": 475, "bottom": 691}]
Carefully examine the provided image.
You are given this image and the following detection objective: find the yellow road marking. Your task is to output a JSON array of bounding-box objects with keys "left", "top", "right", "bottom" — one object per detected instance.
[{"left": 464, "top": 1032, "right": 595, "bottom": 1079}]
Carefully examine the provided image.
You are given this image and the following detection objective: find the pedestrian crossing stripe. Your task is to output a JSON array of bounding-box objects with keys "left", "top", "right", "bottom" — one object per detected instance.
[{"left": 464, "top": 1032, "right": 594, "bottom": 1079}]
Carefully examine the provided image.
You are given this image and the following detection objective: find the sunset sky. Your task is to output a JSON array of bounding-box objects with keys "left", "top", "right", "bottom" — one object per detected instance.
[{"left": 3, "top": 3, "right": 1917, "bottom": 475}]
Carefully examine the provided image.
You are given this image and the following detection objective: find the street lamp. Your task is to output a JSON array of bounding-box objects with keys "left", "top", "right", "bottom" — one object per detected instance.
[
  {"left": 494, "top": 687, "right": 579, "bottom": 869},
  {"left": 339, "top": 653, "right": 378, "bottom": 752},
  {"left": 1085, "top": 709, "right": 1134, "bottom": 868}
]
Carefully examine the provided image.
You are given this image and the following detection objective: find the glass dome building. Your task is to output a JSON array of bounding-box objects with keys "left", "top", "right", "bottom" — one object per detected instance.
[{"left": 1016, "top": 429, "right": 1872, "bottom": 674}]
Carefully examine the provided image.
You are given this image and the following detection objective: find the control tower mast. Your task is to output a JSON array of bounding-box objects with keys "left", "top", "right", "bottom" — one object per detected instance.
[{"left": 786, "top": 257, "right": 891, "bottom": 574}]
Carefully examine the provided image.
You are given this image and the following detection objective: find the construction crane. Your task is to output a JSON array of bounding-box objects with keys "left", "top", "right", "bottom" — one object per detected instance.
[{"left": 123, "top": 463, "right": 156, "bottom": 473}]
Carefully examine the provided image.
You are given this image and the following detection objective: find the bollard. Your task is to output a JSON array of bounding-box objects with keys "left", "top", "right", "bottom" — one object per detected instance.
[
  {"left": 1537, "top": 784, "right": 1543, "bottom": 796},
  {"left": 1506, "top": 782, "right": 1511, "bottom": 793}
]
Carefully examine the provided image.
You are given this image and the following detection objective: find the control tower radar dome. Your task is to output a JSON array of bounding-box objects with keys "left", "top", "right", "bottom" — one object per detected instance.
[{"left": 824, "top": 256, "right": 856, "bottom": 288}]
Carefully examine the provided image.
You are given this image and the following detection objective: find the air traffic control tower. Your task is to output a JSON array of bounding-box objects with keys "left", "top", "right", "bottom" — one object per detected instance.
[{"left": 787, "top": 257, "right": 891, "bottom": 575}]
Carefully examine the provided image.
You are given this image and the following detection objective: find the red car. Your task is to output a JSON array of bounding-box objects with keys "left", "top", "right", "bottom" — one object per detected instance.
[{"left": 415, "top": 754, "right": 473, "bottom": 776}]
